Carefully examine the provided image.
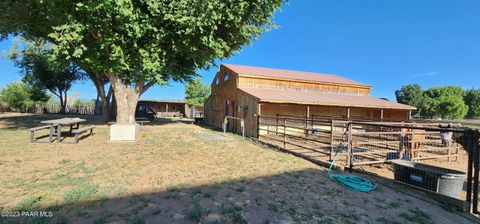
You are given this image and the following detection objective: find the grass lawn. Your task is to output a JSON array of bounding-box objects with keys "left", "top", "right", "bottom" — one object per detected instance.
[{"left": 0, "top": 113, "right": 475, "bottom": 224}]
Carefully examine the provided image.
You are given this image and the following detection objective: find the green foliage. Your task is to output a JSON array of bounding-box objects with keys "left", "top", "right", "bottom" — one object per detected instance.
[
  {"left": 0, "top": 81, "right": 48, "bottom": 112},
  {"left": 465, "top": 89, "right": 480, "bottom": 119},
  {"left": 16, "top": 195, "right": 43, "bottom": 211},
  {"left": 396, "top": 85, "right": 470, "bottom": 119},
  {"left": 63, "top": 183, "right": 98, "bottom": 204},
  {"left": 73, "top": 99, "right": 95, "bottom": 107},
  {"left": 9, "top": 38, "right": 85, "bottom": 113},
  {"left": 395, "top": 84, "right": 425, "bottom": 116},
  {"left": 423, "top": 86, "right": 468, "bottom": 119},
  {"left": 0, "top": 0, "right": 285, "bottom": 122},
  {"left": 185, "top": 77, "right": 210, "bottom": 106}
]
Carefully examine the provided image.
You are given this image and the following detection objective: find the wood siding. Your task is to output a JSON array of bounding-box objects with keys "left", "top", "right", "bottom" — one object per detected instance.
[
  {"left": 238, "top": 76, "right": 371, "bottom": 96},
  {"left": 204, "top": 65, "right": 412, "bottom": 138}
]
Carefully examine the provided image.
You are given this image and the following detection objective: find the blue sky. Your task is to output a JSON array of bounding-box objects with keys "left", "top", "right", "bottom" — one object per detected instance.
[{"left": 1, "top": 0, "right": 479, "bottom": 101}]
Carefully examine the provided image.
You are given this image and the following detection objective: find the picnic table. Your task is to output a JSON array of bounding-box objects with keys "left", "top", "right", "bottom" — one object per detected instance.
[{"left": 40, "top": 118, "right": 86, "bottom": 143}]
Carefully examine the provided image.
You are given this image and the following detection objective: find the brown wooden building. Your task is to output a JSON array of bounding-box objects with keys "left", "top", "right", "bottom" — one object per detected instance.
[
  {"left": 138, "top": 99, "right": 190, "bottom": 118},
  {"left": 204, "top": 64, "right": 416, "bottom": 137}
]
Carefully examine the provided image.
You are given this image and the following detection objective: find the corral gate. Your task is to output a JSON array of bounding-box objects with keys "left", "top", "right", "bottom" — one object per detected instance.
[{"left": 256, "top": 115, "right": 480, "bottom": 214}]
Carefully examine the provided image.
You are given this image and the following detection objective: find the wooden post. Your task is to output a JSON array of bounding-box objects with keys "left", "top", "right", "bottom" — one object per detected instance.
[
  {"left": 399, "top": 127, "right": 405, "bottom": 160},
  {"left": 256, "top": 103, "right": 262, "bottom": 138},
  {"left": 347, "top": 123, "right": 353, "bottom": 169},
  {"left": 283, "top": 118, "right": 287, "bottom": 149},
  {"left": 306, "top": 106, "right": 310, "bottom": 136},
  {"left": 408, "top": 111, "right": 412, "bottom": 120},
  {"left": 330, "top": 119, "right": 335, "bottom": 161},
  {"left": 166, "top": 103, "right": 169, "bottom": 117},
  {"left": 346, "top": 107, "right": 350, "bottom": 120},
  {"left": 410, "top": 129, "right": 415, "bottom": 160},
  {"left": 380, "top": 109, "right": 384, "bottom": 121},
  {"left": 447, "top": 146, "right": 451, "bottom": 162},
  {"left": 276, "top": 114, "right": 279, "bottom": 136}
]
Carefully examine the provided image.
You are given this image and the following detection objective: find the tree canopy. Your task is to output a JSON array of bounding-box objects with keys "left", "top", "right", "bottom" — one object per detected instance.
[
  {"left": 395, "top": 84, "right": 425, "bottom": 116},
  {"left": 396, "top": 85, "right": 471, "bottom": 119},
  {"left": 9, "top": 39, "right": 85, "bottom": 114},
  {"left": 465, "top": 89, "right": 480, "bottom": 119},
  {"left": 0, "top": 0, "right": 285, "bottom": 123},
  {"left": 0, "top": 81, "right": 49, "bottom": 112},
  {"left": 185, "top": 77, "right": 210, "bottom": 106}
]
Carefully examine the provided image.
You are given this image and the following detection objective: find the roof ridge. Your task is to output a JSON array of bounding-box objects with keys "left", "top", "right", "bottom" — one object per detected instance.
[{"left": 222, "top": 64, "right": 370, "bottom": 87}]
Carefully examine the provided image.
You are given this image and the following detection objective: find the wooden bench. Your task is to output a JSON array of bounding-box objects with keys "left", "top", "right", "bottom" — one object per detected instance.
[
  {"left": 28, "top": 124, "right": 58, "bottom": 143},
  {"left": 70, "top": 125, "right": 95, "bottom": 144},
  {"left": 137, "top": 120, "right": 150, "bottom": 125}
]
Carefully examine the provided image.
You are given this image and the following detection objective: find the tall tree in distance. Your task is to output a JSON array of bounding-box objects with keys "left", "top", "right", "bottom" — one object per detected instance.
[
  {"left": 9, "top": 40, "right": 85, "bottom": 114},
  {"left": 395, "top": 84, "right": 425, "bottom": 117},
  {"left": 0, "top": 81, "right": 49, "bottom": 112},
  {"left": 0, "top": 0, "right": 285, "bottom": 124},
  {"left": 465, "top": 89, "right": 480, "bottom": 119},
  {"left": 185, "top": 77, "right": 210, "bottom": 106},
  {"left": 423, "top": 86, "right": 468, "bottom": 119}
]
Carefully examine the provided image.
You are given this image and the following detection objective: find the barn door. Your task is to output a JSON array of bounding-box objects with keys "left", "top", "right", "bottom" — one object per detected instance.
[{"left": 224, "top": 100, "right": 235, "bottom": 131}]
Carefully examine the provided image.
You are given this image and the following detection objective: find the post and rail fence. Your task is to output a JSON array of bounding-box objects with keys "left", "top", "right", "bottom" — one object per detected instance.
[{"left": 256, "top": 114, "right": 480, "bottom": 214}]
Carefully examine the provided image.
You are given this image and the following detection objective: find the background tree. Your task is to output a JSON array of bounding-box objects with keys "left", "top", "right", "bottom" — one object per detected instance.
[
  {"left": 465, "top": 89, "right": 480, "bottom": 119},
  {"left": 395, "top": 84, "right": 425, "bottom": 116},
  {"left": 0, "top": 0, "right": 285, "bottom": 124},
  {"left": 423, "top": 86, "right": 468, "bottom": 119},
  {"left": 0, "top": 81, "right": 49, "bottom": 112},
  {"left": 9, "top": 40, "right": 85, "bottom": 114},
  {"left": 185, "top": 78, "right": 210, "bottom": 106}
]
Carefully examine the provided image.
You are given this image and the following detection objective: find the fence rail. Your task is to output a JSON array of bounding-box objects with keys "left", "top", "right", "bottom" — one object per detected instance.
[{"left": 257, "top": 114, "right": 480, "bottom": 213}]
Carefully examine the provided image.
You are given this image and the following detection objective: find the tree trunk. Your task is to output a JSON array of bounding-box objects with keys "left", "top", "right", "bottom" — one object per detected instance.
[
  {"left": 91, "top": 73, "right": 113, "bottom": 122},
  {"left": 59, "top": 91, "right": 66, "bottom": 114},
  {"left": 108, "top": 75, "right": 139, "bottom": 124}
]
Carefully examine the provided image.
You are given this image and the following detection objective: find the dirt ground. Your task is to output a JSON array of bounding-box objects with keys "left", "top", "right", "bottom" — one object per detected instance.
[{"left": 0, "top": 113, "right": 477, "bottom": 224}]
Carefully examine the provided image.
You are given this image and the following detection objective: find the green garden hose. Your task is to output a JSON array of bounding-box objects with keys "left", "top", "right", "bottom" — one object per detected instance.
[{"left": 328, "top": 153, "right": 377, "bottom": 193}]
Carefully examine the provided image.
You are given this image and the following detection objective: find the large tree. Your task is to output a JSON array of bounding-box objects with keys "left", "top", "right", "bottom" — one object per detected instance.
[
  {"left": 395, "top": 84, "right": 425, "bottom": 116},
  {"left": 1, "top": 0, "right": 284, "bottom": 124},
  {"left": 185, "top": 77, "right": 210, "bottom": 106},
  {"left": 0, "top": 81, "right": 49, "bottom": 112},
  {"left": 423, "top": 86, "right": 468, "bottom": 119},
  {"left": 9, "top": 40, "right": 84, "bottom": 114},
  {"left": 465, "top": 89, "right": 480, "bottom": 119}
]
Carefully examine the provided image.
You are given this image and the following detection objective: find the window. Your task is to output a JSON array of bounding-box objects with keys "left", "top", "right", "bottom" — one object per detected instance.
[
  {"left": 215, "top": 77, "right": 220, "bottom": 85},
  {"left": 223, "top": 73, "right": 230, "bottom": 81}
]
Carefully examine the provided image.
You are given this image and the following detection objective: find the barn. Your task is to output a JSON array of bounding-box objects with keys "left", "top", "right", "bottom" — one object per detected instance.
[{"left": 204, "top": 64, "right": 416, "bottom": 137}]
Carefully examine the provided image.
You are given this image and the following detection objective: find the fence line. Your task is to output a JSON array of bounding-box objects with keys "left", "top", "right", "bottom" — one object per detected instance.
[{"left": 34, "top": 103, "right": 95, "bottom": 115}]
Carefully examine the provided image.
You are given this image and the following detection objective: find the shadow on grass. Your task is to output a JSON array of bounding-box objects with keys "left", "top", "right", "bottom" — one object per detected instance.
[
  {"left": 0, "top": 168, "right": 475, "bottom": 224},
  {"left": 0, "top": 114, "right": 187, "bottom": 131}
]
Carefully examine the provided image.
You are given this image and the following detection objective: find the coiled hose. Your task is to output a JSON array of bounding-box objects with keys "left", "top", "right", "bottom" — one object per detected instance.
[{"left": 328, "top": 153, "right": 377, "bottom": 192}]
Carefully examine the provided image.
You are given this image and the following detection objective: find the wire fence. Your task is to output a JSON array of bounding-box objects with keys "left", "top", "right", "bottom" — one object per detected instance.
[{"left": 257, "top": 114, "right": 480, "bottom": 213}]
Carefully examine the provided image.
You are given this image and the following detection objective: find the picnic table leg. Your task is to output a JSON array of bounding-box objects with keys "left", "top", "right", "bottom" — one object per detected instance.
[
  {"left": 57, "top": 125, "right": 62, "bottom": 143},
  {"left": 30, "top": 131, "right": 34, "bottom": 143},
  {"left": 49, "top": 125, "right": 53, "bottom": 143},
  {"left": 69, "top": 124, "right": 73, "bottom": 133}
]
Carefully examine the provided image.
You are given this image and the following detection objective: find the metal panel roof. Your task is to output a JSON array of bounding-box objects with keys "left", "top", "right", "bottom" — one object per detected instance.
[
  {"left": 223, "top": 64, "right": 370, "bottom": 87},
  {"left": 239, "top": 88, "right": 416, "bottom": 110}
]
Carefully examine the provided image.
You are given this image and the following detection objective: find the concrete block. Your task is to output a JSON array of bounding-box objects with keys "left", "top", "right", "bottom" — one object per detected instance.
[{"left": 110, "top": 123, "right": 140, "bottom": 141}]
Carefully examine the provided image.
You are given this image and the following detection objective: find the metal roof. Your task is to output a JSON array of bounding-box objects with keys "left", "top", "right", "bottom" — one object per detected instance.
[
  {"left": 223, "top": 64, "right": 370, "bottom": 87},
  {"left": 139, "top": 99, "right": 186, "bottom": 104},
  {"left": 239, "top": 88, "right": 416, "bottom": 110}
]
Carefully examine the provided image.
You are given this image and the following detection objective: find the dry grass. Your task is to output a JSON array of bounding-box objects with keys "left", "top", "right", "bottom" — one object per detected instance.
[{"left": 0, "top": 113, "right": 475, "bottom": 224}]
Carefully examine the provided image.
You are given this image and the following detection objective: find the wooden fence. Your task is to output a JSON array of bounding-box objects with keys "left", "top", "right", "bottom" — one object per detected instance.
[
  {"left": 257, "top": 115, "right": 463, "bottom": 168},
  {"left": 34, "top": 103, "right": 95, "bottom": 115}
]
